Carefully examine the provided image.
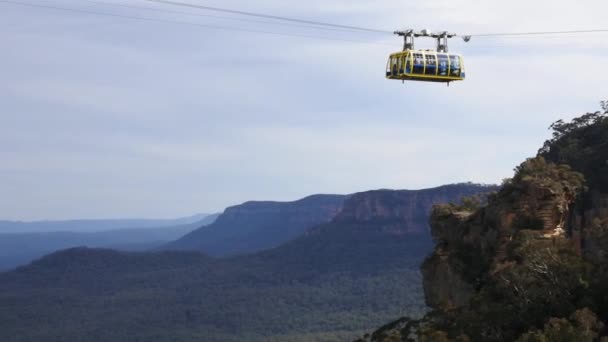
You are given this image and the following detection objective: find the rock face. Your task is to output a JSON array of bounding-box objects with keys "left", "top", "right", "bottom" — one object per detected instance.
[
  {"left": 570, "top": 190, "right": 608, "bottom": 253},
  {"left": 422, "top": 208, "right": 475, "bottom": 309},
  {"left": 363, "top": 157, "right": 594, "bottom": 341},
  {"left": 421, "top": 252, "right": 474, "bottom": 309},
  {"left": 421, "top": 158, "right": 585, "bottom": 312},
  {"left": 165, "top": 184, "right": 496, "bottom": 257},
  {"left": 333, "top": 184, "right": 497, "bottom": 235},
  {"left": 362, "top": 108, "right": 608, "bottom": 342},
  {"left": 164, "top": 194, "right": 346, "bottom": 256}
]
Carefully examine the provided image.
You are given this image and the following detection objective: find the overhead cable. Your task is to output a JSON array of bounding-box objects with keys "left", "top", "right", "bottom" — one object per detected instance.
[
  {"left": 145, "top": 0, "right": 392, "bottom": 34},
  {"left": 469, "top": 29, "right": 608, "bottom": 37},
  {"left": 74, "top": 0, "right": 379, "bottom": 34},
  {"left": 0, "top": 0, "right": 393, "bottom": 45}
]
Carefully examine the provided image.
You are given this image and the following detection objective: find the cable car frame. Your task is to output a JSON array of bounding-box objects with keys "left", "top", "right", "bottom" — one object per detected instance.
[{"left": 386, "top": 29, "right": 470, "bottom": 85}]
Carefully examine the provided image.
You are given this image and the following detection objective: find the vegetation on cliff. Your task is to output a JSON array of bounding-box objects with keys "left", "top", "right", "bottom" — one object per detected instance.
[
  {"left": 361, "top": 103, "right": 608, "bottom": 341},
  {"left": 539, "top": 101, "right": 608, "bottom": 192}
]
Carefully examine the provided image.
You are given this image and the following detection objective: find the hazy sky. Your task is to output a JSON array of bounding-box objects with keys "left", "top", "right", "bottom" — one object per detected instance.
[{"left": 1, "top": 0, "right": 607, "bottom": 220}]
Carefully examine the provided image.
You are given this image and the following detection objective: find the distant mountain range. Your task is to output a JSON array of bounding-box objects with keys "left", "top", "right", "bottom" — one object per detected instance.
[
  {"left": 163, "top": 194, "right": 347, "bottom": 256},
  {"left": 163, "top": 184, "right": 495, "bottom": 257},
  {"left": 0, "top": 213, "right": 213, "bottom": 233},
  {"left": 0, "top": 183, "right": 496, "bottom": 342},
  {"left": 0, "top": 214, "right": 219, "bottom": 271}
]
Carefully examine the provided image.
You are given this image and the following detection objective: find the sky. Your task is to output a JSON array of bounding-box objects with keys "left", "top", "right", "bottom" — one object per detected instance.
[{"left": 1, "top": 0, "right": 607, "bottom": 220}]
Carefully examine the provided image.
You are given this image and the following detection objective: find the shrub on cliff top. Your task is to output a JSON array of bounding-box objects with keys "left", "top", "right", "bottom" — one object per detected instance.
[
  {"left": 510, "top": 157, "right": 585, "bottom": 200},
  {"left": 538, "top": 102, "right": 608, "bottom": 192},
  {"left": 516, "top": 308, "right": 604, "bottom": 342}
]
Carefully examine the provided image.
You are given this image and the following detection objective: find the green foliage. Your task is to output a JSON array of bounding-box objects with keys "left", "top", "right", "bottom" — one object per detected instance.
[
  {"left": 449, "top": 237, "right": 496, "bottom": 285},
  {"left": 512, "top": 215, "right": 546, "bottom": 230},
  {"left": 585, "top": 219, "right": 608, "bottom": 323},
  {"left": 0, "top": 230, "right": 434, "bottom": 342},
  {"left": 462, "top": 188, "right": 597, "bottom": 338},
  {"left": 509, "top": 157, "right": 585, "bottom": 200},
  {"left": 436, "top": 190, "right": 497, "bottom": 215},
  {"left": 539, "top": 102, "right": 608, "bottom": 192},
  {"left": 447, "top": 236, "right": 592, "bottom": 341},
  {"left": 516, "top": 308, "right": 604, "bottom": 342},
  {"left": 458, "top": 195, "right": 484, "bottom": 212}
]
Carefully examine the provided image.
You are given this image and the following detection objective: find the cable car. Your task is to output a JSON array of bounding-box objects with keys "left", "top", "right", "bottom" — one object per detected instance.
[
  {"left": 386, "top": 51, "right": 464, "bottom": 83},
  {"left": 386, "top": 30, "right": 468, "bottom": 84}
]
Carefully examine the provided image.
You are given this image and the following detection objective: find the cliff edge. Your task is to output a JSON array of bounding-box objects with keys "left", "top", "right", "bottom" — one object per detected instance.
[{"left": 359, "top": 103, "right": 608, "bottom": 341}]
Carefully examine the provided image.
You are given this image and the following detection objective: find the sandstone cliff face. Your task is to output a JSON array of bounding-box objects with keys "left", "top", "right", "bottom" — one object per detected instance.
[
  {"left": 422, "top": 207, "right": 476, "bottom": 309},
  {"left": 361, "top": 110, "right": 608, "bottom": 342},
  {"left": 217, "top": 194, "right": 346, "bottom": 235},
  {"left": 333, "top": 184, "right": 496, "bottom": 235},
  {"left": 421, "top": 159, "right": 584, "bottom": 312},
  {"left": 361, "top": 158, "right": 593, "bottom": 341},
  {"left": 167, "top": 184, "right": 495, "bottom": 257},
  {"left": 421, "top": 252, "right": 474, "bottom": 309}
]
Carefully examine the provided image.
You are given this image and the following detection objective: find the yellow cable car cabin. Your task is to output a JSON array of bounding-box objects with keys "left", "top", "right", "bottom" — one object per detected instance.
[
  {"left": 387, "top": 30, "right": 469, "bottom": 84},
  {"left": 386, "top": 50, "right": 465, "bottom": 83}
]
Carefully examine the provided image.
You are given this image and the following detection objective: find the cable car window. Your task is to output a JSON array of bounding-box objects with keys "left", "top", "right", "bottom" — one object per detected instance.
[
  {"left": 437, "top": 54, "right": 448, "bottom": 76},
  {"left": 425, "top": 54, "right": 437, "bottom": 75},
  {"left": 413, "top": 53, "right": 424, "bottom": 74},
  {"left": 449, "top": 55, "right": 461, "bottom": 77},
  {"left": 391, "top": 57, "right": 397, "bottom": 76},
  {"left": 398, "top": 56, "right": 403, "bottom": 74},
  {"left": 405, "top": 55, "right": 411, "bottom": 73}
]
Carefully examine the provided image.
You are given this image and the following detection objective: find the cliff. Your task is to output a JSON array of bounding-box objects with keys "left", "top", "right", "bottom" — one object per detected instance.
[
  {"left": 165, "top": 185, "right": 495, "bottom": 257},
  {"left": 332, "top": 183, "right": 496, "bottom": 235},
  {"left": 360, "top": 103, "right": 608, "bottom": 342}
]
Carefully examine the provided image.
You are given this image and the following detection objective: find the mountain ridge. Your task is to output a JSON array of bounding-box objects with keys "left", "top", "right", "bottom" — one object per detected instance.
[
  {"left": 163, "top": 194, "right": 348, "bottom": 256},
  {"left": 0, "top": 213, "right": 215, "bottom": 233},
  {"left": 0, "top": 214, "right": 219, "bottom": 271},
  {"left": 0, "top": 183, "right": 495, "bottom": 341}
]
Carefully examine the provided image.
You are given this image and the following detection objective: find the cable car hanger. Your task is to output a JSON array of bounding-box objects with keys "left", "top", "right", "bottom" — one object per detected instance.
[
  {"left": 386, "top": 29, "right": 471, "bottom": 86},
  {"left": 394, "top": 29, "right": 471, "bottom": 52}
]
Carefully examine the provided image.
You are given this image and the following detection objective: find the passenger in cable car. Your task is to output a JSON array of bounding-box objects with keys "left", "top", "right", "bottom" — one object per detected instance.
[
  {"left": 391, "top": 57, "right": 397, "bottom": 76},
  {"left": 449, "top": 55, "right": 461, "bottom": 77},
  {"left": 413, "top": 54, "right": 424, "bottom": 74},
  {"left": 438, "top": 54, "right": 448, "bottom": 76},
  {"left": 425, "top": 55, "right": 436, "bottom": 75}
]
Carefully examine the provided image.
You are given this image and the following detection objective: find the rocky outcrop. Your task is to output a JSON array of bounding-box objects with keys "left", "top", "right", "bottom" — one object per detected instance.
[
  {"left": 359, "top": 107, "right": 608, "bottom": 342},
  {"left": 361, "top": 157, "right": 590, "bottom": 341},
  {"left": 421, "top": 252, "right": 474, "bottom": 309},
  {"left": 421, "top": 206, "right": 476, "bottom": 309},
  {"left": 421, "top": 158, "right": 584, "bottom": 313}
]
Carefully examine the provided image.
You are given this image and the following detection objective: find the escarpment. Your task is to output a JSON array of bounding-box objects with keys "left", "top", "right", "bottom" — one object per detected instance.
[
  {"left": 332, "top": 183, "right": 496, "bottom": 235},
  {"left": 163, "top": 194, "right": 347, "bottom": 256},
  {"left": 361, "top": 104, "right": 608, "bottom": 342}
]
